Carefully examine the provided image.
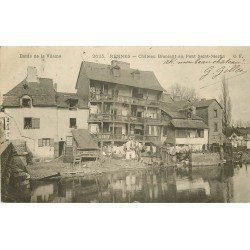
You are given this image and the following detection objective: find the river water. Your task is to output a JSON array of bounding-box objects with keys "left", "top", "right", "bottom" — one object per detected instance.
[{"left": 26, "top": 163, "right": 250, "bottom": 203}]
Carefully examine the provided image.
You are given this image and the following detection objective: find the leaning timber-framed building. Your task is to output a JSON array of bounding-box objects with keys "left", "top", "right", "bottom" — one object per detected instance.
[{"left": 75, "top": 60, "right": 166, "bottom": 148}]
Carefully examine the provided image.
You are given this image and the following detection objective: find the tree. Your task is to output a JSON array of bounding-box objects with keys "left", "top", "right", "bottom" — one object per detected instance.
[
  {"left": 168, "top": 83, "right": 199, "bottom": 102},
  {"left": 232, "top": 119, "right": 250, "bottom": 128},
  {"left": 220, "top": 76, "right": 232, "bottom": 129}
]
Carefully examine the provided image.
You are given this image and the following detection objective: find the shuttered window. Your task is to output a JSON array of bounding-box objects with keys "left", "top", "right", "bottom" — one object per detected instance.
[
  {"left": 32, "top": 118, "right": 40, "bottom": 129},
  {"left": 24, "top": 117, "right": 40, "bottom": 129},
  {"left": 38, "top": 139, "right": 43, "bottom": 147},
  {"left": 38, "top": 138, "right": 54, "bottom": 147},
  {"left": 50, "top": 138, "right": 54, "bottom": 147}
]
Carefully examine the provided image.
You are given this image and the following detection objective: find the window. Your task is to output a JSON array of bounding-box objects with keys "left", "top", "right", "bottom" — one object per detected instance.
[
  {"left": 42, "top": 138, "right": 50, "bottom": 147},
  {"left": 197, "top": 129, "right": 204, "bottom": 138},
  {"left": 22, "top": 98, "right": 31, "bottom": 108},
  {"left": 24, "top": 117, "right": 40, "bottom": 129},
  {"left": 187, "top": 111, "right": 192, "bottom": 119},
  {"left": 148, "top": 126, "right": 159, "bottom": 136},
  {"left": 176, "top": 129, "right": 187, "bottom": 138},
  {"left": 24, "top": 117, "right": 32, "bottom": 129},
  {"left": 38, "top": 138, "right": 54, "bottom": 147},
  {"left": 214, "top": 122, "right": 218, "bottom": 132},
  {"left": 69, "top": 99, "right": 78, "bottom": 110},
  {"left": 69, "top": 118, "right": 77, "bottom": 128},
  {"left": 214, "top": 109, "right": 218, "bottom": 118},
  {"left": 163, "top": 126, "right": 168, "bottom": 136}
]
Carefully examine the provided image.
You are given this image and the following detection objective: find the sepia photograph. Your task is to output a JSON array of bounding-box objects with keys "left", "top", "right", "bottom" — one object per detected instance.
[{"left": 0, "top": 46, "right": 250, "bottom": 203}]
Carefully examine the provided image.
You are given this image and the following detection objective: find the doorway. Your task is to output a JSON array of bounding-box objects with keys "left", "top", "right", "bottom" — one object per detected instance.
[{"left": 59, "top": 141, "right": 65, "bottom": 156}]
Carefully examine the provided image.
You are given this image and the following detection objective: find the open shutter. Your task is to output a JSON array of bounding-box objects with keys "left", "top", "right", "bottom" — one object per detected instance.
[
  {"left": 200, "top": 130, "right": 204, "bottom": 138},
  {"left": 50, "top": 138, "right": 54, "bottom": 147},
  {"left": 38, "top": 139, "right": 43, "bottom": 147},
  {"left": 32, "top": 118, "right": 40, "bottom": 129}
]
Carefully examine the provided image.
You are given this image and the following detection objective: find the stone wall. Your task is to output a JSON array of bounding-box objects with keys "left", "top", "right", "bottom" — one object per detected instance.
[
  {"left": 190, "top": 152, "right": 220, "bottom": 166},
  {"left": 1, "top": 141, "right": 31, "bottom": 202}
]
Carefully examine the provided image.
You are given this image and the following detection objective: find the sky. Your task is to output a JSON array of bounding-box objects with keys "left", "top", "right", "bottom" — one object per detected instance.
[{"left": 0, "top": 46, "right": 249, "bottom": 122}]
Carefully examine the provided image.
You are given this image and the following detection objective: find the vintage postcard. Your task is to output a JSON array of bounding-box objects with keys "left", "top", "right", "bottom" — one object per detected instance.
[{"left": 0, "top": 46, "right": 249, "bottom": 203}]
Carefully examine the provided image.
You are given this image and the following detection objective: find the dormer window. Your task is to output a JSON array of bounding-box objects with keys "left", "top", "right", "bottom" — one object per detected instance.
[
  {"left": 111, "top": 65, "right": 121, "bottom": 77},
  {"left": 68, "top": 98, "right": 78, "bottom": 110},
  {"left": 21, "top": 95, "right": 32, "bottom": 108},
  {"left": 131, "top": 70, "right": 140, "bottom": 81}
]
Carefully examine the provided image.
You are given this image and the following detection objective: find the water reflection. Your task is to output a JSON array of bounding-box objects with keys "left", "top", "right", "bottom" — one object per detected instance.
[{"left": 29, "top": 164, "right": 250, "bottom": 203}]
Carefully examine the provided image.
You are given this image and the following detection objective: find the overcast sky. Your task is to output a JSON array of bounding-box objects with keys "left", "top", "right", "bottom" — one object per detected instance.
[{"left": 1, "top": 46, "right": 249, "bottom": 122}]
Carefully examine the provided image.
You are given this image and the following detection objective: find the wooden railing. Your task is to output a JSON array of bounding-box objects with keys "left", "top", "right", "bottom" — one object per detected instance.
[
  {"left": 89, "top": 94, "right": 159, "bottom": 106},
  {"left": 91, "top": 133, "right": 160, "bottom": 142},
  {"left": 89, "top": 113, "right": 162, "bottom": 124}
]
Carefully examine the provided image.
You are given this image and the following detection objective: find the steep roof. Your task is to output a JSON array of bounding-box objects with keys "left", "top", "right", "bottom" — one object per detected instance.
[
  {"left": 192, "top": 99, "right": 223, "bottom": 109},
  {"left": 160, "top": 102, "right": 203, "bottom": 120},
  {"left": 56, "top": 92, "right": 88, "bottom": 109},
  {"left": 3, "top": 78, "right": 88, "bottom": 109},
  {"left": 236, "top": 127, "right": 250, "bottom": 135},
  {"left": 3, "top": 78, "right": 57, "bottom": 107},
  {"left": 76, "top": 61, "right": 165, "bottom": 92},
  {"left": 171, "top": 119, "right": 208, "bottom": 129},
  {"left": 71, "top": 129, "right": 99, "bottom": 150}
]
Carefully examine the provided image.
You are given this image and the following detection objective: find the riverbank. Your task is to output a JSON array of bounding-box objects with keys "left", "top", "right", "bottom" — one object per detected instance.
[{"left": 26, "top": 157, "right": 164, "bottom": 180}]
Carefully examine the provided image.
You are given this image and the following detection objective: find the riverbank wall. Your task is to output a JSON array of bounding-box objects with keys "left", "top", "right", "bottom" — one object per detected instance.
[
  {"left": 1, "top": 141, "right": 31, "bottom": 201},
  {"left": 190, "top": 152, "right": 221, "bottom": 166}
]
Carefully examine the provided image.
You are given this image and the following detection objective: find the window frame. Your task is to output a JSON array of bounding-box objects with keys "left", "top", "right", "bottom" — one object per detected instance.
[
  {"left": 69, "top": 118, "right": 77, "bottom": 128},
  {"left": 24, "top": 117, "right": 32, "bottom": 129},
  {"left": 24, "top": 117, "right": 40, "bottom": 129},
  {"left": 42, "top": 138, "right": 50, "bottom": 147},
  {"left": 214, "top": 109, "right": 218, "bottom": 118}
]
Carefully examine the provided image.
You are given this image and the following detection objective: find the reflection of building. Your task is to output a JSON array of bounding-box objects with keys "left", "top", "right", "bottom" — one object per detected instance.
[
  {"left": 176, "top": 177, "right": 210, "bottom": 195},
  {"left": 2, "top": 67, "right": 89, "bottom": 159},
  {"left": 31, "top": 183, "right": 54, "bottom": 202},
  {"left": 75, "top": 60, "right": 165, "bottom": 148},
  {"left": 29, "top": 165, "right": 236, "bottom": 203}
]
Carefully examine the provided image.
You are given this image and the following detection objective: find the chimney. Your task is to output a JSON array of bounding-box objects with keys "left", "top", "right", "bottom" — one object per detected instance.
[
  {"left": 26, "top": 66, "right": 38, "bottom": 83},
  {"left": 111, "top": 60, "right": 130, "bottom": 69},
  {"left": 54, "top": 83, "right": 57, "bottom": 91}
]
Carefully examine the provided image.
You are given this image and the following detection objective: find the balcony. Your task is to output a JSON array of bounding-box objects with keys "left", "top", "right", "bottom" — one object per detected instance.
[
  {"left": 89, "top": 113, "right": 144, "bottom": 124},
  {"left": 89, "top": 94, "right": 159, "bottom": 107},
  {"left": 144, "top": 135, "right": 160, "bottom": 142},
  {"left": 145, "top": 117, "right": 162, "bottom": 125},
  {"left": 91, "top": 133, "right": 128, "bottom": 141}
]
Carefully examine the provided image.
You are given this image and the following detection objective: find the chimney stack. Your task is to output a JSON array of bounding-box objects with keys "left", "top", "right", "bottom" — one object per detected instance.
[
  {"left": 26, "top": 66, "right": 38, "bottom": 83},
  {"left": 54, "top": 83, "right": 57, "bottom": 91},
  {"left": 111, "top": 60, "right": 130, "bottom": 69}
]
